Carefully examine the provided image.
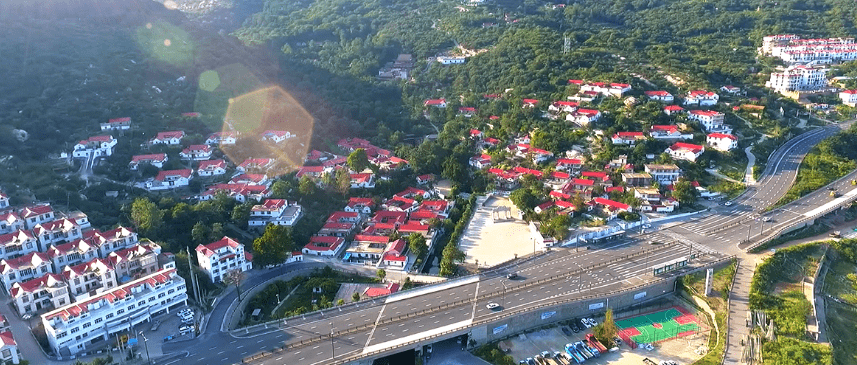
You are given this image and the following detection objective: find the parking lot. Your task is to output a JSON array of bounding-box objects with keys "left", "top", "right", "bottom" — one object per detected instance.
[
  {"left": 500, "top": 321, "right": 708, "bottom": 365},
  {"left": 134, "top": 305, "right": 200, "bottom": 359},
  {"left": 459, "top": 196, "right": 535, "bottom": 267}
]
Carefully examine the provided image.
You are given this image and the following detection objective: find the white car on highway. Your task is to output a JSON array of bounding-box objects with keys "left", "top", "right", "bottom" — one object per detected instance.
[
  {"left": 486, "top": 303, "right": 501, "bottom": 310},
  {"left": 724, "top": 201, "right": 733, "bottom": 206}
]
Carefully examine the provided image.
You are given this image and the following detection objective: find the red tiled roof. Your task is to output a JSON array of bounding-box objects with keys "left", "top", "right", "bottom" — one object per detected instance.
[
  {"left": 304, "top": 236, "right": 344, "bottom": 252},
  {"left": 155, "top": 169, "right": 192, "bottom": 181},
  {"left": 199, "top": 159, "right": 226, "bottom": 170},
  {"left": 707, "top": 133, "right": 737, "bottom": 141},
  {"left": 108, "top": 117, "right": 131, "bottom": 123},
  {"left": 669, "top": 142, "right": 705, "bottom": 153},
  {"left": 593, "top": 197, "right": 631, "bottom": 211},
  {"left": 196, "top": 236, "right": 241, "bottom": 258}
]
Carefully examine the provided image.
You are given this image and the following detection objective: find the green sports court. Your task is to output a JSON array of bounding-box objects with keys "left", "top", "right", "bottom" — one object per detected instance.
[{"left": 616, "top": 306, "right": 702, "bottom": 345}]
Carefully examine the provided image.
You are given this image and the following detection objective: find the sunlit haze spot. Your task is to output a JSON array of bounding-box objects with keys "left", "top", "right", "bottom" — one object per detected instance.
[
  {"left": 134, "top": 20, "right": 193, "bottom": 66},
  {"left": 146, "top": 23, "right": 152, "bottom": 29},
  {"left": 198, "top": 70, "right": 221, "bottom": 92},
  {"left": 164, "top": 39, "right": 171, "bottom": 47},
  {"left": 163, "top": 0, "right": 178, "bottom": 10}
]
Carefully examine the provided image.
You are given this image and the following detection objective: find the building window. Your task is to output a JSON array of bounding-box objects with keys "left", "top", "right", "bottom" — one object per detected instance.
[
  {"left": 128, "top": 305, "right": 135, "bottom": 310},
  {"left": 95, "top": 318, "right": 102, "bottom": 324},
  {"left": 83, "top": 323, "right": 91, "bottom": 328},
  {"left": 148, "top": 297, "right": 155, "bottom": 302},
  {"left": 70, "top": 327, "right": 79, "bottom": 333},
  {"left": 105, "top": 313, "right": 114, "bottom": 319}
]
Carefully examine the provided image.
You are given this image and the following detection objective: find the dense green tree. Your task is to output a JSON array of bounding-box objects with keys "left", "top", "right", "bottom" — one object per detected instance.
[
  {"left": 671, "top": 179, "right": 698, "bottom": 205},
  {"left": 252, "top": 225, "right": 295, "bottom": 267},
  {"left": 347, "top": 148, "right": 370, "bottom": 172},
  {"left": 130, "top": 197, "right": 163, "bottom": 236},
  {"left": 407, "top": 233, "right": 428, "bottom": 258}
]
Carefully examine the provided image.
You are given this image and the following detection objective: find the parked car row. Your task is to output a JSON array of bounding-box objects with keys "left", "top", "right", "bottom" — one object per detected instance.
[{"left": 519, "top": 350, "right": 573, "bottom": 365}]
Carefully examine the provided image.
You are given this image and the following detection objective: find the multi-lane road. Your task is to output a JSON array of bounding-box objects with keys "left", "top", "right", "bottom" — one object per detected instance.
[{"left": 158, "top": 123, "right": 854, "bottom": 365}]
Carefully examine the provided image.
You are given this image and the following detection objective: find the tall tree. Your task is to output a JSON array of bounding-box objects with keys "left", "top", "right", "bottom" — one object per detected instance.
[
  {"left": 335, "top": 168, "right": 352, "bottom": 194},
  {"left": 252, "top": 225, "right": 295, "bottom": 267},
  {"left": 407, "top": 232, "right": 428, "bottom": 258},
  {"left": 347, "top": 148, "right": 370, "bottom": 172},
  {"left": 191, "top": 221, "right": 211, "bottom": 245},
  {"left": 224, "top": 268, "right": 246, "bottom": 301},
  {"left": 130, "top": 197, "right": 163, "bottom": 236},
  {"left": 672, "top": 179, "right": 698, "bottom": 204},
  {"left": 298, "top": 175, "right": 317, "bottom": 197}
]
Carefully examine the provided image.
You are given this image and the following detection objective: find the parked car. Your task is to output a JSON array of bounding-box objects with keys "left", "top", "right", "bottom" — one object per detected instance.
[
  {"left": 762, "top": 216, "right": 771, "bottom": 222},
  {"left": 570, "top": 321, "right": 580, "bottom": 333},
  {"left": 162, "top": 335, "right": 174, "bottom": 342},
  {"left": 580, "top": 318, "right": 591, "bottom": 328},
  {"left": 585, "top": 318, "right": 598, "bottom": 327},
  {"left": 177, "top": 309, "right": 193, "bottom": 317},
  {"left": 561, "top": 326, "right": 573, "bottom": 336}
]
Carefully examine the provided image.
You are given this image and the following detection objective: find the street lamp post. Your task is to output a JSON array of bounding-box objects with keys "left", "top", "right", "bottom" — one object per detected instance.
[
  {"left": 501, "top": 280, "right": 508, "bottom": 308},
  {"left": 138, "top": 332, "right": 151, "bottom": 365},
  {"left": 330, "top": 323, "right": 335, "bottom": 361}
]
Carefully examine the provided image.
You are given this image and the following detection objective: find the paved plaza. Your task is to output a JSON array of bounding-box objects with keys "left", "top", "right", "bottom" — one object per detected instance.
[{"left": 459, "top": 196, "right": 536, "bottom": 267}]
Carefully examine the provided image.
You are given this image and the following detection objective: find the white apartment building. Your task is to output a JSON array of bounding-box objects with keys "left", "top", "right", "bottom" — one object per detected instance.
[
  {"left": 0, "top": 230, "right": 39, "bottom": 262},
  {"left": 0, "top": 251, "right": 53, "bottom": 294},
  {"left": 10, "top": 273, "right": 70, "bottom": 316},
  {"left": 0, "top": 192, "right": 8, "bottom": 209},
  {"left": 19, "top": 204, "right": 55, "bottom": 230},
  {"left": 32, "top": 218, "right": 83, "bottom": 251},
  {"left": 762, "top": 35, "right": 857, "bottom": 64},
  {"left": 41, "top": 268, "right": 187, "bottom": 356},
  {"left": 766, "top": 65, "right": 829, "bottom": 93},
  {"left": 85, "top": 227, "right": 139, "bottom": 258},
  {"left": 48, "top": 239, "right": 99, "bottom": 272},
  {"left": 644, "top": 164, "right": 682, "bottom": 184},
  {"left": 666, "top": 142, "right": 705, "bottom": 162},
  {"left": 0, "top": 211, "right": 23, "bottom": 235},
  {"left": 840, "top": 89, "right": 857, "bottom": 107},
  {"left": 195, "top": 237, "right": 253, "bottom": 283},
  {"left": 248, "top": 199, "right": 303, "bottom": 228},
  {"left": 107, "top": 243, "right": 161, "bottom": 283},
  {"left": 72, "top": 136, "right": 118, "bottom": 158},
  {"left": 706, "top": 133, "right": 739, "bottom": 152},
  {"left": 687, "top": 110, "right": 731, "bottom": 133},
  {"left": 63, "top": 258, "right": 118, "bottom": 302},
  {"left": 683, "top": 90, "right": 719, "bottom": 106}
]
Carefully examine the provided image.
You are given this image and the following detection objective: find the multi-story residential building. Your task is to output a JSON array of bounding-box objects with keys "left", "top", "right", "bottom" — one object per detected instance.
[
  {"left": 32, "top": 218, "right": 82, "bottom": 251},
  {"left": 107, "top": 242, "right": 160, "bottom": 283},
  {"left": 645, "top": 164, "right": 682, "bottom": 184},
  {"left": 302, "top": 236, "right": 346, "bottom": 257},
  {"left": 62, "top": 258, "right": 118, "bottom": 302},
  {"left": 766, "top": 65, "right": 830, "bottom": 93},
  {"left": 146, "top": 169, "right": 193, "bottom": 191},
  {"left": 84, "top": 227, "right": 138, "bottom": 258},
  {"left": 150, "top": 131, "right": 185, "bottom": 145},
  {"left": 195, "top": 237, "right": 253, "bottom": 283},
  {"left": 19, "top": 204, "right": 55, "bottom": 230},
  {"left": 621, "top": 172, "right": 653, "bottom": 187},
  {"left": 666, "top": 142, "right": 705, "bottom": 162},
  {"left": 0, "top": 330, "right": 20, "bottom": 365},
  {"left": 179, "top": 145, "right": 212, "bottom": 161},
  {"left": 0, "top": 230, "right": 39, "bottom": 262},
  {"left": 566, "top": 109, "right": 601, "bottom": 126},
  {"left": 47, "top": 239, "right": 99, "bottom": 272},
  {"left": 205, "top": 131, "right": 238, "bottom": 145},
  {"left": 706, "top": 133, "right": 738, "bottom": 152},
  {"left": 41, "top": 268, "right": 187, "bottom": 356},
  {"left": 72, "top": 136, "right": 117, "bottom": 158},
  {"left": 762, "top": 35, "right": 857, "bottom": 64},
  {"left": 683, "top": 90, "right": 719, "bottom": 106},
  {"left": 687, "top": 110, "right": 730, "bottom": 133},
  {"left": 197, "top": 159, "right": 227, "bottom": 177},
  {"left": 10, "top": 273, "right": 70, "bottom": 316},
  {"left": 0, "top": 251, "right": 53, "bottom": 294},
  {"left": 247, "top": 199, "right": 303, "bottom": 228},
  {"left": 350, "top": 173, "right": 376, "bottom": 189},
  {"left": 0, "top": 192, "right": 8, "bottom": 209},
  {"left": 344, "top": 235, "right": 389, "bottom": 265},
  {"left": 840, "top": 89, "right": 857, "bottom": 107},
  {"left": 128, "top": 153, "right": 167, "bottom": 170},
  {"left": 0, "top": 211, "right": 23, "bottom": 235}
]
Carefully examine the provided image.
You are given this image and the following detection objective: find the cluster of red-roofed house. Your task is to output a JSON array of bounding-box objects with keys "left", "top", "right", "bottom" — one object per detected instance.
[
  {"left": 0, "top": 195, "right": 178, "bottom": 323},
  {"left": 0, "top": 314, "right": 20, "bottom": 364},
  {"left": 302, "top": 187, "right": 447, "bottom": 271},
  {"left": 294, "top": 137, "right": 412, "bottom": 191}
]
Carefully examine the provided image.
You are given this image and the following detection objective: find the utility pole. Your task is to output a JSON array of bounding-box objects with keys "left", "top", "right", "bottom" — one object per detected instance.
[
  {"left": 186, "top": 247, "right": 200, "bottom": 303},
  {"left": 139, "top": 332, "right": 152, "bottom": 365},
  {"left": 330, "top": 323, "right": 336, "bottom": 361}
]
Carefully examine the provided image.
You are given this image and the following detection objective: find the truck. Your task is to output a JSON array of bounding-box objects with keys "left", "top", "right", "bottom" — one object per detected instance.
[
  {"left": 540, "top": 351, "right": 560, "bottom": 365},
  {"left": 585, "top": 334, "right": 608, "bottom": 353},
  {"left": 564, "top": 343, "right": 585, "bottom": 363},
  {"left": 574, "top": 342, "right": 594, "bottom": 359},
  {"left": 553, "top": 352, "right": 570, "bottom": 365}
]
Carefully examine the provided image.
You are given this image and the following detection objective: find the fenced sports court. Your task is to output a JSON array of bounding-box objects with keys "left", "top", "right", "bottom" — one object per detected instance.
[{"left": 616, "top": 306, "right": 703, "bottom": 347}]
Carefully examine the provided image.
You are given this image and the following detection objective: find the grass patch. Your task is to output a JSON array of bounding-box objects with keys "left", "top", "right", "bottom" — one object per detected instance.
[
  {"left": 822, "top": 244, "right": 857, "bottom": 364},
  {"left": 473, "top": 343, "right": 516, "bottom": 365},
  {"left": 683, "top": 259, "right": 736, "bottom": 365},
  {"left": 825, "top": 301, "right": 857, "bottom": 365},
  {"left": 706, "top": 180, "right": 746, "bottom": 200}
]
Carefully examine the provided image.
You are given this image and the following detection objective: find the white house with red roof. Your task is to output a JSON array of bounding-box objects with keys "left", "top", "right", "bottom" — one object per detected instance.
[
  {"left": 720, "top": 85, "right": 742, "bottom": 94},
  {"left": 41, "top": 268, "right": 186, "bottom": 356},
  {"left": 416, "top": 174, "right": 435, "bottom": 185},
  {"left": 195, "top": 237, "right": 252, "bottom": 283},
  {"left": 0, "top": 251, "right": 52, "bottom": 294},
  {"left": 556, "top": 158, "right": 583, "bottom": 174},
  {"left": 580, "top": 171, "right": 612, "bottom": 186},
  {"left": 350, "top": 173, "right": 376, "bottom": 189},
  {"left": 683, "top": 90, "right": 719, "bottom": 106},
  {"left": 0, "top": 330, "right": 19, "bottom": 364},
  {"left": 0, "top": 212, "right": 24, "bottom": 235},
  {"left": 469, "top": 129, "right": 483, "bottom": 139},
  {"left": 48, "top": 239, "right": 98, "bottom": 272},
  {"left": 363, "top": 282, "right": 400, "bottom": 298},
  {"left": 469, "top": 154, "right": 492, "bottom": 169},
  {"left": 0, "top": 191, "right": 7, "bottom": 210},
  {"left": 106, "top": 242, "right": 161, "bottom": 282},
  {"left": 129, "top": 153, "right": 168, "bottom": 170},
  {"left": 150, "top": 130, "right": 185, "bottom": 145},
  {"left": 32, "top": 218, "right": 82, "bottom": 251},
  {"left": 100, "top": 117, "right": 132, "bottom": 131},
  {"left": 261, "top": 130, "right": 294, "bottom": 143},
  {"left": 395, "top": 187, "right": 432, "bottom": 200},
  {"left": 522, "top": 99, "right": 539, "bottom": 108},
  {"left": 179, "top": 145, "right": 212, "bottom": 161},
  {"left": 644, "top": 91, "right": 674, "bottom": 103},
  {"left": 318, "top": 220, "right": 355, "bottom": 238},
  {"left": 688, "top": 110, "right": 730, "bottom": 133},
  {"left": 84, "top": 226, "right": 139, "bottom": 258},
  {"left": 62, "top": 258, "right": 117, "bottom": 302},
  {"left": 381, "top": 239, "right": 409, "bottom": 268},
  {"left": 198, "top": 159, "right": 227, "bottom": 176},
  {"left": 424, "top": 98, "right": 447, "bottom": 108},
  {"left": 549, "top": 101, "right": 579, "bottom": 114},
  {"left": 580, "top": 82, "right": 632, "bottom": 97},
  {"left": 567, "top": 108, "right": 601, "bottom": 126},
  {"left": 73, "top": 135, "right": 117, "bottom": 158},
  {"left": 237, "top": 158, "right": 273, "bottom": 173},
  {"left": 371, "top": 155, "right": 409, "bottom": 171},
  {"left": 458, "top": 107, "right": 477, "bottom": 117},
  {"left": 145, "top": 169, "right": 193, "bottom": 191},
  {"left": 229, "top": 174, "right": 269, "bottom": 186},
  {"left": 302, "top": 236, "right": 346, "bottom": 257},
  {"left": 345, "top": 197, "right": 375, "bottom": 215},
  {"left": 664, "top": 105, "right": 685, "bottom": 115},
  {"left": 296, "top": 165, "right": 328, "bottom": 179},
  {"left": 0, "top": 230, "right": 37, "bottom": 261},
  {"left": 840, "top": 89, "right": 857, "bottom": 106},
  {"left": 707, "top": 133, "right": 739, "bottom": 151},
  {"left": 198, "top": 183, "right": 271, "bottom": 203},
  {"left": 649, "top": 125, "right": 691, "bottom": 140},
  {"left": 666, "top": 142, "right": 705, "bottom": 162},
  {"left": 10, "top": 272, "right": 70, "bottom": 316},
  {"left": 611, "top": 132, "right": 647, "bottom": 146},
  {"left": 589, "top": 197, "right": 632, "bottom": 220},
  {"left": 19, "top": 204, "right": 55, "bottom": 229},
  {"left": 248, "top": 199, "right": 303, "bottom": 228},
  {"left": 205, "top": 131, "right": 238, "bottom": 145}
]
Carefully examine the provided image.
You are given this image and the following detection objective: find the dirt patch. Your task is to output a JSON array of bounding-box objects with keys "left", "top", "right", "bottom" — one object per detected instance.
[{"left": 772, "top": 281, "right": 803, "bottom": 296}]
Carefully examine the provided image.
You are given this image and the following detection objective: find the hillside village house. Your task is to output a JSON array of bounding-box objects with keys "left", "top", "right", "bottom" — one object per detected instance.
[
  {"left": 0, "top": 251, "right": 53, "bottom": 294},
  {"left": 762, "top": 35, "right": 857, "bottom": 64},
  {"left": 261, "top": 130, "right": 294, "bottom": 143},
  {"left": 0, "top": 212, "right": 24, "bottom": 235},
  {"left": 644, "top": 90, "right": 674, "bottom": 103},
  {"left": 687, "top": 110, "right": 731, "bottom": 133},
  {"left": 522, "top": 99, "right": 539, "bottom": 108},
  {"left": 766, "top": 65, "right": 829, "bottom": 93},
  {"left": 198, "top": 183, "right": 271, "bottom": 203},
  {"left": 237, "top": 158, "right": 273, "bottom": 173},
  {"left": 248, "top": 199, "right": 303, "bottom": 228},
  {"left": 0, "top": 329, "right": 18, "bottom": 365},
  {"left": 179, "top": 145, "right": 212, "bottom": 161},
  {"left": 0, "top": 230, "right": 39, "bottom": 261},
  {"left": 146, "top": 169, "right": 193, "bottom": 191},
  {"left": 567, "top": 108, "right": 601, "bottom": 126},
  {"left": 0, "top": 193, "right": 8, "bottom": 210},
  {"left": 41, "top": 268, "right": 187, "bottom": 356},
  {"left": 706, "top": 133, "right": 738, "bottom": 151},
  {"left": 666, "top": 142, "right": 705, "bottom": 162},
  {"left": 645, "top": 164, "right": 682, "bottom": 184},
  {"left": 100, "top": 117, "right": 131, "bottom": 131},
  {"left": 683, "top": 90, "right": 719, "bottom": 106},
  {"left": 469, "top": 154, "right": 492, "bottom": 169},
  {"left": 611, "top": 132, "right": 647, "bottom": 146},
  {"left": 73, "top": 135, "right": 117, "bottom": 158},
  {"left": 649, "top": 125, "right": 691, "bottom": 141},
  {"left": 33, "top": 218, "right": 83, "bottom": 251},
  {"left": 622, "top": 172, "right": 653, "bottom": 187},
  {"left": 555, "top": 158, "right": 583, "bottom": 174},
  {"left": 437, "top": 56, "right": 466, "bottom": 64},
  {"left": 302, "top": 236, "right": 346, "bottom": 257},
  {"left": 840, "top": 89, "right": 857, "bottom": 106},
  {"left": 229, "top": 174, "right": 269, "bottom": 186},
  {"left": 548, "top": 101, "right": 579, "bottom": 114},
  {"left": 720, "top": 85, "right": 742, "bottom": 94},
  {"left": 107, "top": 242, "right": 160, "bottom": 282},
  {"left": 47, "top": 239, "right": 98, "bottom": 271},
  {"left": 344, "top": 197, "right": 375, "bottom": 215},
  {"left": 663, "top": 105, "right": 685, "bottom": 115},
  {"left": 10, "top": 273, "right": 70, "bottom": 316},
  {"left": 150, "top": 130, "right": 185, "bottom": 145},
  {"left": 424, "top": 98, "right": 447, "bottom": 108},
  {"left": 205, "top": 131, "right": 238, "bottom": 145},
  {"left": 195, "top": 237, "right": 253, "bottom": 283},
  {"left": 129, "top": 153, "right": 168, "bottom": 170},
  {"left": 85, "top": 226, "right": 139, "bottom": 258},
  {"left": 197, "top": 159, "right": 227, "bottom": 176},
  {"left": 62, "top": 258, "right": 117, "bottom": 302},
  {"left": 350, "top": 173, "right": 376, "bottom": 189},
  {"left": 19, "top": 204, "right": 55, "bottom": 230}
]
